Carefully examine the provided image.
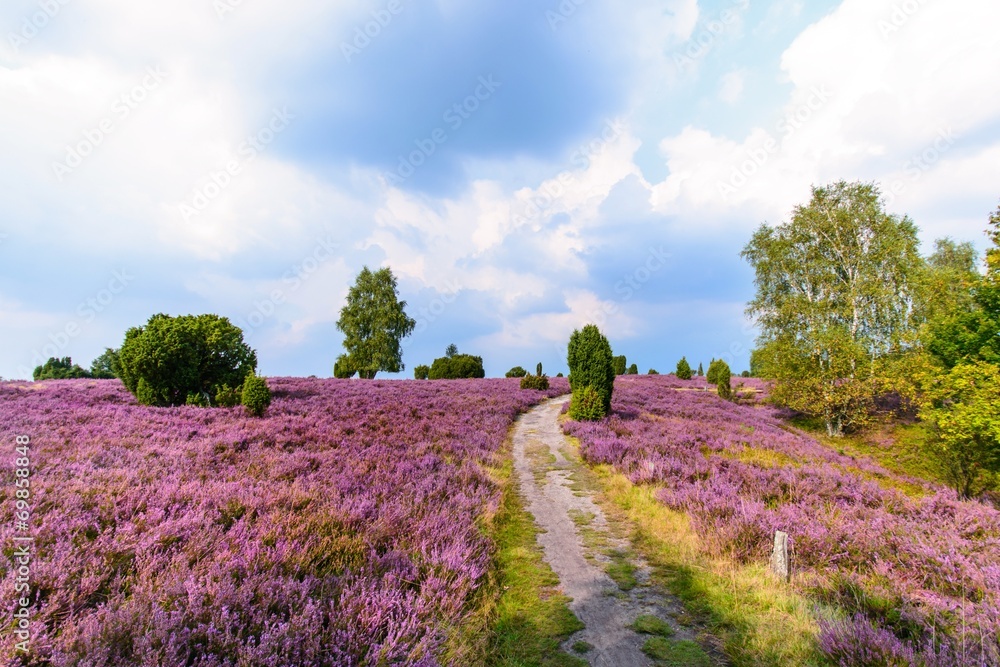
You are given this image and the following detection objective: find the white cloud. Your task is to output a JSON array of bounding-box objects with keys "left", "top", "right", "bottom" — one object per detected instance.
[{"left": 718, "top": 69, "right": 745, "bottom": 104}]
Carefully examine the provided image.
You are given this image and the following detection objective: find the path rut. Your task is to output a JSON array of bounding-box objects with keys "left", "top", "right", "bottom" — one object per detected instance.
[{"left": 512, "top": 396, "right": 709, "bottom": 666}]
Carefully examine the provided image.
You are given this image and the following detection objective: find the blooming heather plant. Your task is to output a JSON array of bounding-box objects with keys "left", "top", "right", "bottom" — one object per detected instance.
[
  {"left": 0, "top": 376, "right": 568, "bottom": 665},
  {"left": 563, "top": 376, "right": 1000, "bottom": 666}
]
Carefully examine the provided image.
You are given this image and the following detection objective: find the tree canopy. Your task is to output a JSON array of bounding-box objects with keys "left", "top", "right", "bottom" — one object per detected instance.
[
  {"left": 741, "top": 180, "right": 923, "bottom": 436},
  {"left": 335, "top": 266, "right": 415, "bottom": 379},
  {"left": 33, "top": 357, "right": 90, "bottom": 380},
  {"left": 567, "top": 325, "right": 615, "bottom": 419}
]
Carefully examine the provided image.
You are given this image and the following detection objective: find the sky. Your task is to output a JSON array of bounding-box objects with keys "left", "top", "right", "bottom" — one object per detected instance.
[{"left": 1, "top": 0, "right": 999, "bottom": 381}]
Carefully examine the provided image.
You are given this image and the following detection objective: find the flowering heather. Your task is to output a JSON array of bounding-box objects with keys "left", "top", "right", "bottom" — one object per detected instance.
[
  {"left": 0, "top": 376, "right": 568, "bottom": 665},
  {"left": 563, "top": 375, "right": 1000, "bottom": 666}
]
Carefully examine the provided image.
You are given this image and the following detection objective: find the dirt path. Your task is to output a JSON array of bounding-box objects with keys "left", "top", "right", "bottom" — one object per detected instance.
[{"left": 512, "top": 397, "right": 713, "bottom": 666}]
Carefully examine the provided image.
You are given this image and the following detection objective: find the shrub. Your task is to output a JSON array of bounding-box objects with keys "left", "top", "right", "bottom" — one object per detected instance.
[
  {"left": 33, "top": 357, "right": 90, "bottom": 381},
  {"left": 741, "top": 370, "right": 751, "bottom": 378},
  {"left": 186, "top": 391, "right": 210, "bottom": 407},
  {"left": 505, "top": 366, "right": 528, "bottom": 378},
  {"left": 89, "top": 348, "right": 120, "bottom": 379},
  {"left": 556, "top": 372, "right": 564, "bottom": 377},
  {"left": 520, "top": 375, "right": 549, "bottom": 390},
  {"left": 715, "top": 361, "right": 732, "bottom": 400},
  {"left": 627, "top": 363, "right": 638, "bottom": 375},
  {"left": 118, "top": 314, "right": 257, "bottom": 406},
  {"left": 428, "top": 353, "right": 485, "bottom": 379},
  {"left": 214, "top": 384, "right": 242, "bottom": 407},
  {"left": 613, "top": 355, "right": 627, "bottom": 376},
  {"left": 648, "top": 369, "right": 659, "bottom": 375},
  {"left": 569, "top": 385, "right": 605, "bottom": 421},
  {"left": 413, "top": 365, "right": 430, "bottom": 380},
  {"left": 697, "top": 362, "right": 704, "bottom": 377},
  {"left": 675, "top": 357, "right": 692, "bottom": 380},
  {"left": 567, "top": 325, "right": 615, "bottom": 419},
  {"left": 706, "top": 358, "right": 726, "bottom": 385},
  {"left": 334, "top": 355, "right": 356, "bottom": 379},
  {"left": 241, "top": 373, "right": 271, "bottom": 417},
  {"left": 536, "top": 362, "right": 543, "bottom": 377}
]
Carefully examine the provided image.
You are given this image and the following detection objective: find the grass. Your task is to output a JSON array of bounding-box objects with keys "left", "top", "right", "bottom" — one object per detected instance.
[
  {"left": 642, "top": 637, "right": 714, "bottom": 666},
  {"left": 459, "top": 451, "right": 586, "bottom": 667},
  {"left": 561, "top": 435, "right": 831, "bottom": 667},
  {"left": 631, "top": 614, "right": 675, "bottom": 637}
]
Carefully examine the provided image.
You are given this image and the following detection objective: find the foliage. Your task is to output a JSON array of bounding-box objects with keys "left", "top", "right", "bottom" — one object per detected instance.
[
  {"left": 716, "top": 361, "right": 732, "bottom": 401},
  {"left": 705, "top": 359, "right": 725, "bottom": 385},
  {"left": 118, "top": 313, "right": 257, "bottom": 407},
  {"left": 89, "top": 348, "right": 120, "bottom": 379},
  {"left": 612, "top": 355, "right": 627, "bottom": 376},
  {"left": 741, "top": 181, "right": 923, "bottom": 436},
  {"left": 446, "top": 343, "right": 459, "bottom": 358},
  {"left": 626, "top": 364, "right": 638, "bottom": 375},
  {"left": 556, "top": 373, "right": 564, "bottom": 378},
  {"left": 33, "top": 357, "right": 90, "bottom": 380},
  {"left": 918, "top": 361, "right": 1000, "bottom": 498},
  {"left": 536, "top": 362, "right": 543, "bottom": 377},
  {"left": 336, "top": 266, "right": 416, "bottom": 379},
  {"left": 334, "top": 354, "right": 356, "bottom": 379},
  {"left": 697, "top": 362, "right": 704, "bottom": 377},
  {"left": 0, "top": 377, "right": 568, "bottom": 664},
  {"left": 506, "top": 366, "right": 528, "bottom": 378},
  {"left": 568, "top": 385, "right": 605, "bottom": 421},
  {"left": 563, "top": 376, "right": 1000, "bottom": 666},
  {"left": 675, "top": 357, "right": 692, "bottom": 380},
  {"left": 414, "top": 364, "right": 430, "bottom": 380},
  {"left": 186, "top": 391, "right": 210, "bottom": 407},
  {"left": 241, "top": 373, "right": 272, "bottom": 417},
  {"left": 648, "top": 369, "right": 659, "bottom": 375},
  {"left": 214, "top": 384, "right": 242, "bottom": 408},
  {"left": 520, "top": 374, "right": 550, "bottom": 391},
  {"left": 429, "top": 349, "right": 485, "bottom": 379},
  {"left": 567, "top": 325, "right": 615, "bottom": 419}
]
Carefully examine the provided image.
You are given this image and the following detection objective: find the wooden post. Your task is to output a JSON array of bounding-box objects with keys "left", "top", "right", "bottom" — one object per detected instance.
[{"left": 771, "top": 531, "right": 790, "bottom": 582}]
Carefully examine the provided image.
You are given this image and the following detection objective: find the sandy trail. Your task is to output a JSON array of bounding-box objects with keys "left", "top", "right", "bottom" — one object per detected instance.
[{"left": 511, "top": 396, "right": 667, "bottom": 666}]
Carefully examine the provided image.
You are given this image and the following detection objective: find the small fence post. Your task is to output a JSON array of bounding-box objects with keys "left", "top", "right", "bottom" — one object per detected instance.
[{"left": 771, "top": 530, "right": 790, "bottom": 582}]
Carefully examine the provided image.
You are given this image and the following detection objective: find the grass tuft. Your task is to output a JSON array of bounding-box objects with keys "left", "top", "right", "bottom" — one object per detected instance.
[
  {"left": 642, "top": 637, "right": 713, "bottom": 666},
  {"left": 631, "top": 614, "right": 675, "bottom": 637}
]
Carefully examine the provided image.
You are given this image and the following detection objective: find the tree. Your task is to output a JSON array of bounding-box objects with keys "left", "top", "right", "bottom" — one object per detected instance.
[
  {"left": 414, "top": 364, "right": 430, "bottom": 380},
  {"left": 741, "top": 181, "right": 923, "bottom": 436},
  {"left": 428, "top": 348, "right": 485, "bottom": 379},
  {"left": 715, "top": 360, "right": 732, "bottom": 400},
  {"left": 613, "top": 355, "right": 627, "bottom": 376},
  {"left": 536, "top": 362, "right": 544, "bottom": 377},
  {"left": 334, "top": 355, "right": 356, "bottom": 379},
  {"left": 33, "top": 357, "right": 90, "bottom": 380},
  {"left": 505, "top": 366, "right": 528, "bottom": 378},
  {"left": 336, "top": 266, "right": 415, "bottom": 379},
  {"left": 118, "top": 314, "right": 257, "bottom": 406},
  {"left": 567, "top": 325, "right": 615, "bottom": 420},
  {"left": 627, "top": 363, "right": 638, "bottom": 375},
  {"left": 676, "top": 357, "right": 692, "bottom": 380},
  {"left": 648, "top": 369, "right": 659, "bottom": 375},
  {"left": 919, "top": 362, "right": 1000, "bottom": 498},
  {"left": 241, "top": 373, "right": 272, "bottom": 417},
  {"left": 706, "top": 359, "right": 726, "bottom": 385},
  {"left": 90, "top": 348, "right": 120, "bottom": 379},
  {"left": 697, "top": 362, "right": 704, "bottom": 377}
]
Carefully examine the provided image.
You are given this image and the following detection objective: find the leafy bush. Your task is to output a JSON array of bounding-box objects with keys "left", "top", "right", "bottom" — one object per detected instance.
[
  {"left": 706, "top": 358, "right": 727, "bottom": 385},
  {"left": 697, "top": 362, "right": 704, "bottom": 377},
  {"left": 241, "top": 373, "right": 271, "bottom": 417},
  {"left": 613, "top": 355, "right": 627, "bottom": 376},
  {"left": 334, "top": 355, "right": 356, "bottom": 379},
  {"left": 556, "top": 372, "right": 564, "bottom": 377},
  {"left": 675, "top": 357, "right": 692, "bottom": 380},
  {"left": 520, "top": 375, "right": 549, "bottom": 390},
  {"left": 569, "top": 385, "right": 605, "bottom": 421},
  {"left": 33, "top": 357, "right": 90, "bottom": 380},
  {"left": 89, "top": 348, "right": 120, "bottom": 379},
  {"left": 413, "top": 365, "right": 430, "bottom": 380},
  {"left": 627, "top": 363, "right": 638, "bottom": 375},
  {"left": 741, "top": 370, "right": 751, "bottom": 378},
  {"left": 567, "top": 325, "right": 614, "bottom": 419},
  {"left": 186, "top": 391, "right": 210, "bottom": 407},
  {"left": 536, "top": 362, "right": 543, "bottom": 377},
  {"left": 505, "top": 366, "right": 528, "bottom": 378},
  {"left": 214, "top": 384, "right": 242, "bottom": 407},
  {"left": 648, "top": 369, "right": 659, "bottom": 375},
  {"left": 428, "top": 352, "right": 485, "bottom": 379},
  {"left": 715, "top": 361, "right": 732, "bottom": 400},
  {"left": 118, "top": 314, "right": 257, "bottom": 406}
]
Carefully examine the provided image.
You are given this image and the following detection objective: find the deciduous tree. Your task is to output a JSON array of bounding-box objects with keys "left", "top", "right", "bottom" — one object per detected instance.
[{"left": 336, "top": 267, "right": 415, "bottom": 379}]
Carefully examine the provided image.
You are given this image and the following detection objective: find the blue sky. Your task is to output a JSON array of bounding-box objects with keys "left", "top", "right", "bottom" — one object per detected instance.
[{"left": 2, "top": 0, "right": 999, "bottom": 380}]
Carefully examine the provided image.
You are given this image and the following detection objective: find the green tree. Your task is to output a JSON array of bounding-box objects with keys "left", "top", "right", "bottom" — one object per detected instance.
[
  {"left": 697, "top": 362, "right": 704, "bottom": 377},
  {"left": 715, "top": 360, "right": 732, "bottom": 401},
  {"left": 428, "top": 350, "right": 485, "bottom": 379},
  {"left": 536, "top": 362, "right": 543, "bottom": 377},
  {"left": 241, "top": 373, "right": 272, "bottom": 417},
  {"left": 89, "top": 348, "right": 120, "bottom": 379},
  {"left": 612, "top": 355, "right": 627, "bottom": 376},
  {"left": 445, "top": 343, "right": 459, "bottom": 358},
  {"left": 505, "top": 366, "right": 528, "bottom": 378},
  {"left": 118, "top": 314, "right": 257, "bottom": 406},
  {"left": 675, "top": 357, "right": 692, "bottom": 380},
  {"left": 741, "top": 181, "right": 923, "bottom": 436},
  {"left": 919, "top": 362, "right": 1000, "bottom": 498},
  {"left": 706, "top": 359, "right": 725, "bottom": 385},
  {"left": 336, "top": 266, "right": 415, "bottom": 379},
  {"left": 334, "top": 355, "right": 356, "bottom": 379},
  {"left": 413, "top": 364, "right": 430, "bottom": 380},
  {"left": 627, "top": 363, "right": 638, "bottom": 375},
  {"left": 648, "top": 369, "right": 659, "bottom": 375},
  {"left": 33, "top": 357, "right": 90, "bottom": 380},
  {"left": 567, "top": 325, "right": 615, "bottom": 419}
]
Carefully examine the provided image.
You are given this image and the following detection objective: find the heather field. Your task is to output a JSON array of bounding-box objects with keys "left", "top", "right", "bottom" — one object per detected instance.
[
  {"left": 563, "top": 375, "right": 1000, "bottom": 666},
  {"left": 0, "top": 377, "right": 568, "bottom": 665}
]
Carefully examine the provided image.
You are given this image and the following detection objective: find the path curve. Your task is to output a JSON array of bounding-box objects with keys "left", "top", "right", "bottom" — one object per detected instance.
[{"left": 512, "top": 396, "right": 652, "bottom": 667}]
